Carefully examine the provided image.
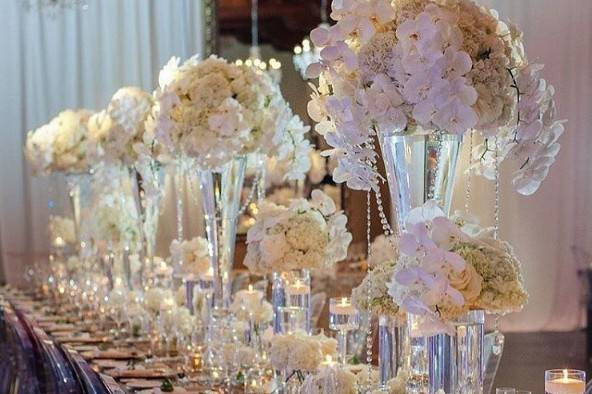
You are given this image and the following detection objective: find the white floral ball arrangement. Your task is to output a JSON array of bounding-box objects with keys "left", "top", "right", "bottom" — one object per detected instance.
[
  {"left": 269, "top": 330, "right": 337, "bottom": 372},
  {"left": 148, "top": 55, "right": 311, "bottom": 176},
  {"left": 244, "top": 190, "right": 352, "bottom": 275},
  {"left": 387, "top": 201, "right": 528, "bottom": 334},
  {"left": 307, "top": 0, "right": 564, "bottom": 195},
  {"left": 25, "top": 109, "right": 93, "bottom": 174},
  {"left": 169, "top": 236, "right": 210, "bottom": 278},
  {"left": 88, "top": 86, "right": 154, "bottom": 165},
  {"left": 351, "top": 234, "right": 400, "bottom": 316}
]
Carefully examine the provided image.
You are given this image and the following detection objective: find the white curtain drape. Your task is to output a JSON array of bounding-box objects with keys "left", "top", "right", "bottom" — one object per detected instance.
[
  {"left": 0, "top": 0, "right": 205, "bottom": 286},
  {"left": 451, "top": 0, "right": 592, "bottom": 331}
]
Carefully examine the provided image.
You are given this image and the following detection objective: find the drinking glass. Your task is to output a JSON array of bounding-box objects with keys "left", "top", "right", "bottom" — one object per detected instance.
[{"left": 496, "top": 388, "right": 515, "bottom": 394}]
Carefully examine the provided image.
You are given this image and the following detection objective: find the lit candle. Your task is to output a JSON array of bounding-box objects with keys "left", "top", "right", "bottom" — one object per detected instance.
[
  {"left": 286, "top": 279, "right": 310, "bottom": 296},
  {"left": 320, "top": 354, "right": 336, "bottom": 367},
  {"left": 545, "top": 369, "right": 586, "bottom": 394},
  {"left": 201, "top": 267, "right": 214, "bottom": 281},
  {"left": 240, "top": 284, "right": 264, "bottom": 306},
  {"left": 330, "top": 297, "right": 356, "bottom": 315}
]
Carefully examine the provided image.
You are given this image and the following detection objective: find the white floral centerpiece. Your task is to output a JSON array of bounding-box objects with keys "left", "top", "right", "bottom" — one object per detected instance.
[
  {"left": 306, "top": 0, "right": 564, "bottom": 195},
  {"left": 245, "top": 190, "right": 352, "bottom": 274},
  {"left": 387, "top": 201, "right": 528, "bottom": 334},
  {"left": 88, "top": 86, "right": 154, "bottom": 165},
  {"left": 25, "top": 109, "right": 93, "bottom": 174},
  {"left": 169, "top": 237, "right": 210, "bottom": 278},
  {"left": 148, "top": 55, "right": 311, "bottom": 176},
  {"left": 270, "top": 330, "right": 337, "bottom": 373},
  {"left": 351, "top": 234, "right": 400, "bottom": 316}
]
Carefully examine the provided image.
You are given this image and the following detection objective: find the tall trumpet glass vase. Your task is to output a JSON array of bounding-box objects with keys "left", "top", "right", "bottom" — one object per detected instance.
[
  {"left": 199, "top": 156, "right": 247, "bottom": 311},
  {"left": 379, "top": 133, "right": 462, "bottom": 228},
  {"left": 65, "top": 172, "right": 91, "bottom": 258},
  {"left": 134, "top": 160, "right": 166, "bottom": 277}
]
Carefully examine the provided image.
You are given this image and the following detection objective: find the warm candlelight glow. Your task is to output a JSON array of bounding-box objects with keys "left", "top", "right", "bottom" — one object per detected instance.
[
  {"left": 248, "top": 284, "right": 254, "bottom": 292},
  {"left": 564, "top": 369, "right": 568, "bottom": 380}
]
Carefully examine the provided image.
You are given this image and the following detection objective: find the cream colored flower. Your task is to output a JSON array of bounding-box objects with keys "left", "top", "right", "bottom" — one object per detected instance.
[{"left": 449, "top": 262, "right": 483, "bottom": 304}]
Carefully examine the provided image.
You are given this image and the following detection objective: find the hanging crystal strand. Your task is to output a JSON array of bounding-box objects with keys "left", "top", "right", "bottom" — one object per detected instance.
[
  {"left": 465, "top": 130, "right": 474, "bottom": 215},
  {"left": 238, "top": 167, "right": 263, "bottom": 217},
  {"left": 365, "top": 191, "right": 373, "bottom": 369},
  {"left": 493, "top": 136, "right": 500, "bottom": 240},
  {"left": 174, "top": 157, "right": 185, "bottom": 277}
]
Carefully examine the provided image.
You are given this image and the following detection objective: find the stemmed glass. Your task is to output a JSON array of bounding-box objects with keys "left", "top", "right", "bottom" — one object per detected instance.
[{"left": 329, "top": 297, "right": 360, "bottom": 364}]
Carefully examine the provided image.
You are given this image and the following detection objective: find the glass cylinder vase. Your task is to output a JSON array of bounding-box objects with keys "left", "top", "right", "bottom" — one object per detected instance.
[
  {"left": 379, "top": 314, "right": 408, "bottom": 388},
  {"left": 427, "top": 310, "right": 485, "bottom": 394},
  {"left": 199, "top": 156, "right": 247, "bottom": 310},
  {"left": 272, "top": 270, "right": 311, "bottom": 334}
]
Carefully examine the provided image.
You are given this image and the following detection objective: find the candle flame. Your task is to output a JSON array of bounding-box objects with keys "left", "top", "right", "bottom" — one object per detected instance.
[
  {"left": 563, "top": 369, "right": 568, "bottom": 380},
  {"left": 295, "top": 279, "right": 301, "bottom": 287},
  {"left": 248, "top": 284, "right": 253, "bottom": 292},
  {"left": 326, "top": 355, "right": 332, "bottom": 362},
  {"left": 341, "top": 297, "right": 347, "bottom": 304}
]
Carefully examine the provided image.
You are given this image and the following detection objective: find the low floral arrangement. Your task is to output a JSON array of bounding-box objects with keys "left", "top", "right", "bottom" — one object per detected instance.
[
  {"left": 351, "top": 234, "right": 400, "bottom": 316},
  {"left": 229, "top": 287, "right": 274, "bottom": 325},
  {"left": 88, "top": 86, "right": 154, "bottom": 165},
  {"left": 387, "top": 201, "right": 528, "bottom": 334},
  {"left": 25, "top": 109, "right": 93, "bottom": 174},
  {"left": 148, "top": 55, "right": 311, "bottom": 177},
  {"left": 244, "top": 190, "right": 352, "bottom": 274},
  {"left": 48, "top": 215, "right": 76, "bottom": 247},
  {"left": 269, "top": 330, "right": 337, "bottom": 373},
  {"left": 169, "top": 237, "right": 210, "bottom": 278},
  {"left": 307, "top": 0, "right": 564, "bottom": 195}
]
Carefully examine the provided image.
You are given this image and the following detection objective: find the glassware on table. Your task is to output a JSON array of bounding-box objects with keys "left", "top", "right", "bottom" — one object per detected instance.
[
  {"left": 545, "top": 369, "right": 586, "bottom": 394},
  {"left": 515, "top": 391, "right": 532, "bottom": 394},
  {"left": 272, "top": 270, "right": 311, "bottom": 333},
  {"left": 328, "top": 297, "right": 360, "bottom": 364},
  {"left": 496, "top": 389, "right": 515, "bottom": 394},
  {"left": 277, "top": 306, "right": 307, "bottom": 334}
]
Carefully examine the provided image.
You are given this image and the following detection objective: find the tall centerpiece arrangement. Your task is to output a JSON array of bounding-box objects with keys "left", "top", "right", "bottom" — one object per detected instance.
[
  {"left": 89, "top": 86, "right": 164, "bottom": 282},
  {"left": 149, "top": 55, "right": 312, "bottom": 310},
  {"left": 25, "top": 109, "right": 94, "bottom": 256},
  {"left": 388, "top": 201, "right": 527, "bottom": 392},
  {"left": 305, "top": 0, "right": 564, "bottom": 392}
]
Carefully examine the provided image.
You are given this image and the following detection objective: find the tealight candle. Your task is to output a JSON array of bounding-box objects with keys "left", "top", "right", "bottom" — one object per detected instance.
[
  {"left": 329, "top": 297, "right": 356, "bottom": 315},
  {"left": 320, "top": 354, "right": 337, "bottom": 367},
  {"left": 545, "top": 369, "right": 586, "bottom": 394},
  {"left": 285, "top": 279, "right": 310, "bottom": 295},
  {"left": 242, "top": 284, "right": 264, "bottom": 306}
]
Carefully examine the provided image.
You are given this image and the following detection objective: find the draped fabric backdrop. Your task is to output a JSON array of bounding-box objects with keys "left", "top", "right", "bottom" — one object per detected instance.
[
  {"left": 0, "top": 0, "right": 590, "bottom": 332},
  {"left": 0, "top": 0, "right": 205, "bottom": 285}
]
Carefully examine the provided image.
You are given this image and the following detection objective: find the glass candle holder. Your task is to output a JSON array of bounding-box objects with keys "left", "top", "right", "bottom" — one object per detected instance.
[
  {"left": 284, "top": 271, "right": 311, "bottom": 333},
  {"left": 277, "top": 306, "right": 307, "bottom": 334},
  {"left": 545, "top": 369, "right": 586, "bottom": 394},
  {"left": 329, "top": 297, "right": 360, "bottom": 364}
]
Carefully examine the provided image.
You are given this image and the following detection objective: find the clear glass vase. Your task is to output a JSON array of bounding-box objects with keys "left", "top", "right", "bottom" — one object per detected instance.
[
  {"left": 427, "top": 310, "right": 485, "bottom": 394},
  {"left": 378, "top": 315, "right": 408, "bottom": 388},
  {"left": 380, "top": 132, "right": 463, "bottom": 393},
  {"left": 271, "top": 270, "right": 311, "bottom": 334},
  {"left": 65, "top": 172, "right": 91, "bottom": 256},
  {"left": 199, "top": 156, "right": 247, "bottom": 310},
  {"left": 379, "top": 132, "right": 462, "bottom": 229},
  {"left": 133, "top": 160, "right": 166, "bottom": 276}
]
